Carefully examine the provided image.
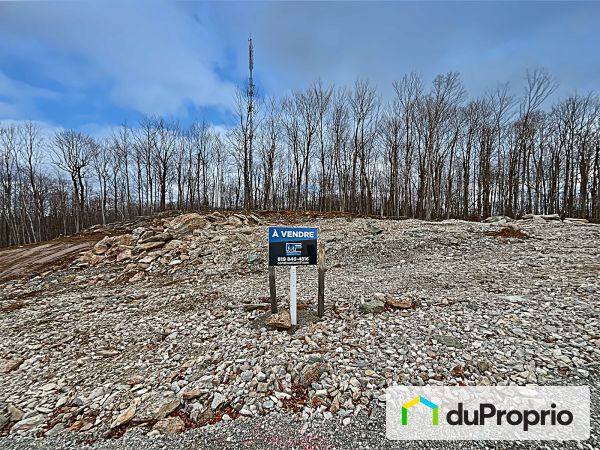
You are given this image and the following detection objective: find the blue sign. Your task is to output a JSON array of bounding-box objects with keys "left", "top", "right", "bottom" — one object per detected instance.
[{"left": 269, "top": 227, "right": 318, "bottom": 266}]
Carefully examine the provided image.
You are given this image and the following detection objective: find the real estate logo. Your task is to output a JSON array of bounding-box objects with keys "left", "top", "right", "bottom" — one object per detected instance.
[
  {"left": 285, "top": 242, "right": 302, "bottom": 256},
  {"left": 402, "top": 396, "right": 438, "bottom": 426},
  {"left": 386, "top": 386, "right": 590, "bottom": 441}
]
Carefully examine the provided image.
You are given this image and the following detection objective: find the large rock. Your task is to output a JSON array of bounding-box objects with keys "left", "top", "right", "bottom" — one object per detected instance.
[
  {"left": 116, "top": 249, "right": 132, "bottom": 262},
  {"left": 137, "top": 391, "right": 180, "bottom": 421},
  {"left": 374, "top": 293, "right": 413, "bottom": 309},
  {"left": 93, "top": 236, "right": 113, "bottom": 255},
  {"left": 10, "top": 414, "right": 46, "bottom": 433},
  {"left": 211, "top": 392, "right": 227, "bottom": 410},
  {"left": 110, "top": 403, "right": 136, "bottom": 428},
  {"left": 523, "top": 213, "right": 561, "bottom": 222},
  {"left": 153, "top": 416, "right": 185, "bottom": 434},
  {"left": 7, "top": 404, "right": 24, "bottom": 422},
  {"left": 247, "top": 254, "right": 262, "bottom": 265},
  {"left": 0, "top": 357, "right": 24, "bottom": 373},
  {"left": 227, "top": 215, "right": 244, "bottom": 227},
  {"left": 432, "top": 334, "right": 464, "bottom": 349},
  {"left": 301, "top": 362, "right": 326, "bottom": 387},
  {"left": 265, "top": 311, "right": 291, "bottom": 329},
  {"left": 118, "top": 234, "right": 136, "bottom": 246},
  {"left": 135, "top": 241, "right": 166, "bottom": 252},
  {"left": 182, "top": 388, "right": 203, "bottom": 401},
  {"left": 169, "top": 213, "right": 207, "bottom": 235},
  {"left": 128, "top": 271, "right": 145, "bottom": 283},
  {"left": 139, "top": 232, "right": 172, "bottom": 244},
  {"left": 483, "top": 215, "right": 514, "bottom": 223},
  {"left": 359, "top": 299, "right": 384, "bottom": 314}
]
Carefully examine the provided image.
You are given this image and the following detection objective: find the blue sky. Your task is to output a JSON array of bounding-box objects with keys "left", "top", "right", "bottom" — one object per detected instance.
[{"left": 1, "top": 1, "right": 599, "bottom": 135}]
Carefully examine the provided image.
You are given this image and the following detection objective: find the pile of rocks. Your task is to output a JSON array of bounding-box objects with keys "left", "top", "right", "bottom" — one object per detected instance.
[{"left": 74, "top": 212, "right": 263, "bottom": 283}]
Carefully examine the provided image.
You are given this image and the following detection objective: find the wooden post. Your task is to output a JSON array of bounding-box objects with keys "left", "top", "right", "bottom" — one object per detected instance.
[
  {"left": 317, "top": 245, "right": 325, "bottom": 317},
  {"left": 269, "top": 267, "right": 277, "bottom": 313}
]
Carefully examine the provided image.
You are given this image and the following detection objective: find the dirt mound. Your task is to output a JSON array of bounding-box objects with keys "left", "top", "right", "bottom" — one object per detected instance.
[{"left": 485, "top": 227, "right": 530, "bottom": 239}]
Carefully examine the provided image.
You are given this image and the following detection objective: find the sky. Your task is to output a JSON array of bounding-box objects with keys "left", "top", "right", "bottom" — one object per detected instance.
[{"left": 0, "top": 1, "right": 599, "bottom": 135}]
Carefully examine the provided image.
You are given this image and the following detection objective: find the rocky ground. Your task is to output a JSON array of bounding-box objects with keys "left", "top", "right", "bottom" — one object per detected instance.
[{"left": 0, "top": 211, "right": 598, "bottom": 449}]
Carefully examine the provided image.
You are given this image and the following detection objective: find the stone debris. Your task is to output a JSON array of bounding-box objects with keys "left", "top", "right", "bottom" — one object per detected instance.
[
  {"left": 152, "top": 416, "right": 185, "bottom": 434},
  {"left": 0, "top": 357, "right": 24, "bottom": 374},
  {"left": 0, "top": 211, "right": 598, "bottom": 440},
  {"left": 265, "top": 311, "right": 292, "bottom": 330},
  {"left": 110, "top": 403, "right": 136, "bottom": 429},
  {"left": 73, "top": 211, "right": 263, "bottom": 279},
  {"left": 374, "top": 292, "right": 413, "bottom": 309},
  {"left": 359, "top": 298, "right": 385, "bottom": 314}
]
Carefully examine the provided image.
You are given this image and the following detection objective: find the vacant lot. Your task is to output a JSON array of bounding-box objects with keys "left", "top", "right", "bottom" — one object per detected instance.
[{"left": 1, "top": 213, "right": 598, "bottom": 449}]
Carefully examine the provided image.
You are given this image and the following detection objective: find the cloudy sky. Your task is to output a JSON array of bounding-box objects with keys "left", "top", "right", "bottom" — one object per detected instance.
[{"left": 1, "top": 1, "right": 599, "bottom": 133}]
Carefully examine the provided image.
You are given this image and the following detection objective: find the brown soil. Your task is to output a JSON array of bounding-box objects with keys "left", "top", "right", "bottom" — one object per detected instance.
[
  {"left": 0, "top": 232, "right": 111, "bottom": 283},
  {"left": 485, "top": 227, "right": 530, "bottom": 239}
]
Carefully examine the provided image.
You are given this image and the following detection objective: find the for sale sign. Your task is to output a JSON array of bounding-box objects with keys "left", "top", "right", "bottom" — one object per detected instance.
[{"left": 268, "top": 227, "right": 318, "bottom": 266}]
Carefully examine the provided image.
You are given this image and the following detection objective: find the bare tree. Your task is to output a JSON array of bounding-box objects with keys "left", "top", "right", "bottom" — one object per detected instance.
[{"left": 52, "top": 130, "right": 97, "bottom": 232}]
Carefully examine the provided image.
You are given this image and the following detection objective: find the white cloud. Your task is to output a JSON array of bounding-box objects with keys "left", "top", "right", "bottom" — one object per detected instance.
[
  {"left": 0, "top": 2, "right": 236, "bottom": 117},
  {"left": 0, "top": 70, "right": 57, "bottom": 119}
]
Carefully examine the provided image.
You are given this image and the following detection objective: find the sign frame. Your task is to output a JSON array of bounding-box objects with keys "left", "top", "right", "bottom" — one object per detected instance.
[{"left": 268, "top": 226, "right": 318, "bottom": 267}]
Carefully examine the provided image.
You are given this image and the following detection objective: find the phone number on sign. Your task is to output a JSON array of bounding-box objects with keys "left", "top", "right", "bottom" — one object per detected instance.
[{"left": 277, "top": 256, "right": 309, "bottom": 263}]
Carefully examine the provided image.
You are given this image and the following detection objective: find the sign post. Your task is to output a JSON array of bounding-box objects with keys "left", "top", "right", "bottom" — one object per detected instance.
[
  {"left": 268, "top": 266, "right": 277, "bottom": 313},
  {"left": 317, "top": 246, "right": 325, "bottom": 317},
  {"left": 268, "top": 226, "right": 320, "bottom": 326},
  {"left": 289, "top": 266, "right": 297, "bottom": 325}
]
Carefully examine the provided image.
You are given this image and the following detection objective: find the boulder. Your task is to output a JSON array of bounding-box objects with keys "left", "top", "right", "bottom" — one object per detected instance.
[
  {"left": 265, "top": 311, "right": 292, "bottom": 329},
  {"left": 182, "top": 388, "right": 203, "bottom": 401},
  {"left": 89, "top": 254, "right": 104, "bottom": 265},
  {"left": 432, "top": 334, "right": 464, "bottom": 349},
  {"left": 211, "top": 393, "right": 227, "bottom": 410},
  {"left": 163, "top": 239, "right": 183, "bottom": 253},
  {"left": 110, "top": 403, "right": 136, "bottom": 428},
  {"left": 564, "top": 217, "right": 589, "bottom": 224},
  {"left": 228, "top": 215, "right": 244, "bottom": 227},
  {"left": 0, "top": 357, "right": 24, "bottom": 373},
  {"left": 169, "top": 213, "right": 207, "bottom": 235},
  {"left": 10, "top": 414, "right": 46, "bottom": 433},
  {"left": 93, "top": 236, "right": 112, "bottom": 255},
  {"left": 247, "top": 254, "right": 262, "bottom": 265},
  {"left": 359, "top": 299, "right": 384, "bottom": 314},
  {"left": 375, "top": 293, "right": 413, "bottom": 309},
  {"left": 483, "top": 215, "right": 514, "bottom": 223},
  {"left": 139, "top": 232, "right": 172, "bottom": 244},
  {"left": 153, "top": 416, "right": 185, "bottom": 434},
  {"left": 128, "top": 271, "right": 145, "bottom": 283},
  {"left": 118, "top": 234, "right": 136, "bottom": 246},
  {"left": 7, "top": 404, "right": 24, "bottom": 422},
  {"left": 116, "top": 249, "right": 132, "bottom": 262},
  {"left": 135, "top": 241, "right": 166, "bottom": 252},
  {"left": 301, "top": 362, "right": 326, "bottom": 387},
  {"left": 137, "top": 391, "right": 180, "bottom": 420}
]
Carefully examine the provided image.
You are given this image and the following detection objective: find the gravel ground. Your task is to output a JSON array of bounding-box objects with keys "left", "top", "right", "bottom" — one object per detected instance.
[{"left": 0, "top": 213, "right": 598, "bottom": 448}]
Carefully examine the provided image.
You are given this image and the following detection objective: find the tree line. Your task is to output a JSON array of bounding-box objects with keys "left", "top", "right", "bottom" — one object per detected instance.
[{"left": 1, "top": 68, "right": 599, "bottom": 247}]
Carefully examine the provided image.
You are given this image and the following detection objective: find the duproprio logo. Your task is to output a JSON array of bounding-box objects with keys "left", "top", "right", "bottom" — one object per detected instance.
[
  {"left": 402, "top": 396, "right": 439, "bottom": 426},
  {"left": 386, "top": 386, "right": 590, "bottom": 441},
  {"left": 401, "top": 397, "right": 573, "bottom": 431}
]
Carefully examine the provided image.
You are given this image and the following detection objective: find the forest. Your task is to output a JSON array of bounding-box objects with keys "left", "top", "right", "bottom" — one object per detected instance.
[{"left": 1, "top": 68, "right": 599, "bottom": 247}]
